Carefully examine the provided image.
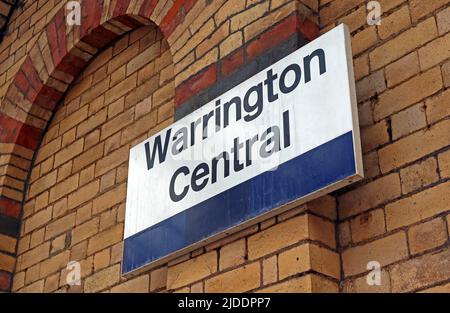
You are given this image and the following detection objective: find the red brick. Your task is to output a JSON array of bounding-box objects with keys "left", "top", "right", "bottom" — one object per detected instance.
[
  {"left": 220, "top": 48, "right": 244, "bottom": 77},
  {"left": 0, "top": 198, "right": 21, "bottom": 218},
  {"left": 175, "top": 65, "right": 217, "bottom": 106},
  {"left": 0, "top": 272, "right": 11, "bottom": 291}
]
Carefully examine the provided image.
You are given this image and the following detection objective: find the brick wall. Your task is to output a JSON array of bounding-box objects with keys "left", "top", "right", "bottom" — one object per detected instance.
[
  {"left": 0, "top": 0, "right": 449, "bottom": 293},
  {"left": 320, "top": 0, "right": 450, "bottom": 292}
]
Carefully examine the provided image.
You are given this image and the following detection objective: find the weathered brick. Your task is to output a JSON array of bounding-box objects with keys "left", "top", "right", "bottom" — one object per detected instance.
[
  {"left": 262, "top": 255, "right": 277, "bottom": 285},
  {"left": 390, "top": 247, "right": 450, "bottom": 292},
  {"left": 92, "top": 183, "right": 126, "bottom": 215},
  {"left": 437, "top": 6, "right": 450, "bottom": 35},
  {"left": 343, "top": 270, "right": 391, "bottom": 293},
  {"left": 418, "top": 32, "right": 450, "bottom": 70},
  {"left": 338, "top": 173, "right": 401, "bottom": 219},
  {"left": 399, "top": 157, "right": 439, "bottom": 194},
  {"left": 408, "top": 218, "right": 447, "bottom": 255},
  {"left": 111, "top": 275, "right": 150, "bottom": 293},
  {"left": 45, "top": 213, "right": 75, "bottom": 240},
  {"left": 342, "top": 231, "right": 408, "bottom": 277},
  {"left": 205, "top": 262, "right": 260, "bottom": 293},
  {"left": 352, "top": 27, "right": 377, "bottom": 55},
  {"left": 49, "top": 174, "right": 79, "bottom": 203},
  {"left": 167, "top": 251, "right": 217, "bottom": 290},
  {"left": 377, "top": 5, "right": 411, "bottom": 40},
  {"left": 150, "top": 267, "right": 167, "bottom": 291},
  {"left": 375, "top": 67, "right": 443, "bottom": 121},
  {"left": 24, "top": 206, "right": 52, "bottom": 235},
  {"left": 379, "top": 119, "right": 450, "bottom": 173},
  {"left": 409, "top": 0, "right": 448, "bottom": 22},
  {"left": 425, "top": 87, "right": 450, "bottom": 124},
  {"left": 87, "top": 223, "right": 123, "bottom": 256},
  {"left": 386, "top": 179, "right": 450, "bottom": 230},
  {"left": 19, "top": 242, "right": 50, "bottom": 270},
  {"left": 360, "top": 119, "right": 390, "bottom": 153},
  {"left": 356, "top": 70, "right": 386, "bottom": 103},
  {"left": 350, "top": 209, "right": 386, "bottom": 243},
  {"left": 68, "top": 180, "right": 100, "bottom": 210},
  {"left": 72, "top": 217, "right": 99, "bottom": 247},
  {"left": 39, "top": 250, "right": 69, "bottom": 278},
  {"left": 391, "top": 103, "right": 426, "bottom": 140},
  {"left": 94, "top": 146, "right": 128, "bottom": 177},
  {"left": 84, "top": 264, "right": 120, "bottom": 293},
  {"left": 219, "top": 239, "right": 245, "bottom": 271},
  {"left": 0, "top": 234, "right": 16, "bottom": 254},
  {"left": 438, "top": 150, "right": 450, "bottom": 178},
  {"left": 385, "top": 52, "right": 420, "bottom": 88},
  {"left": 369, "top": 17, "right": 438, "bottom": 70},
  {"left": 248, "top": 214, "right": 307, "bottom": 260},
  {"left": 0, "top": 252, "right": 15, "bottom": 272}
]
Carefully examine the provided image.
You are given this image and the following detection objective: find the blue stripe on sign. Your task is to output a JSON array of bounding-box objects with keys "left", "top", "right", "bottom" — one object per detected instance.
[{"left": 123, "top": 131, "right": 356, "bottom": 274}]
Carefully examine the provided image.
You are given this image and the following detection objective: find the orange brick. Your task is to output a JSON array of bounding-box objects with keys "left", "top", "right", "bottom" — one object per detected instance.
[
  {"left": 167, "top": 251, "right": 217, "bottom": 290},
  {"left": 399, "top": 157, "right": 438, "bottom": 194},
  {"left": 379, "top": 119, "right": 450, "bottom": 173},
  {"left": 438, "top": 150, "right": 450, "bottom": 178},
  {"left": 390, "top": 247, "right": 450, "bottom": 292},
  {"left": 342, "top": 231, "right": 408, "bottom": 277},
  {"left": 418, "top": 32, "right": 450, "bottom": 70},
  {"left": 425, "top": 88, "right": 450, "bottom": 124},
  {"left": 350, "top": 209, "right": 385, "bottom": 243},
  {"left": 385, "top": 52, "right": 420, "bottom": 88},
  {"left": 110, "top": 275, "right": 150, "bottom": 293},
  {"left": 247, "top": 214, "right": 308, "bottom": 260},
  {"left": 219, "top": 239, "right": 245, "bottom": 270},
  {"left": 374, "top": 67, "right": 443, "bottom": 121},
  {"left": 205, "top": 262, "right": 260, "bottom": 293},
  {"left": 369, "top": 17, "right": 438, "bottom": 70},
  {"left": 84, "top": 264, "right": 120, "bottom": 293},
  {"left": 0, "top": 252, "right": 15, "bottom": 272},
  {"left": 338, "top": 173, "right": 401, "bottom": 219},
  {"left": 391, "top": 103, "right": 426, "bottom": 140},
  {"left": 386, "top": 181, "right": 450, "bottom": 231},
  {"left": 408, "top": 218, "right": 447, "bottom": 255},
  {"left": 0, "top": 234, "right": 17, "bottom": 254},
  {"left": 378, "top": 5, "right": 411, "bottom": 40}
]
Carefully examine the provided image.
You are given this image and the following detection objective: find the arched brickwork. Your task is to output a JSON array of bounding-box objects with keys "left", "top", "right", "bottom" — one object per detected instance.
[{"left": 0, "top": 0, "right": 319, "bottom": 292}]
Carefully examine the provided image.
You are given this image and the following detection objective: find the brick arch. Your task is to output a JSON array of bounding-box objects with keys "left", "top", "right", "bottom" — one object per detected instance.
[{"left": 0, "top": 0, "right": 194, "bottom": 291}]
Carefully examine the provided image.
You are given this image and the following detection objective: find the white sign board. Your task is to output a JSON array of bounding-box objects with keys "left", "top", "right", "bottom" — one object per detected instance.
[{"left": 123, "top": 24, "right": 363, "bottom": 275}]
